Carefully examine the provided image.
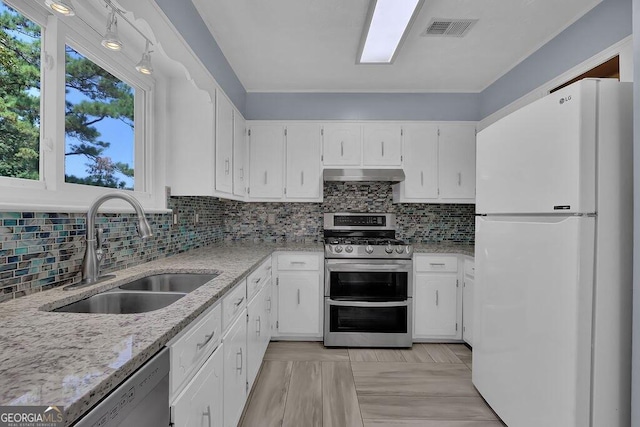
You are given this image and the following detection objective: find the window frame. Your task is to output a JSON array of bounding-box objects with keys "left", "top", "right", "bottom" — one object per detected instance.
[{"left": 0, "top": 0, "right": 159, "bottom": 211}]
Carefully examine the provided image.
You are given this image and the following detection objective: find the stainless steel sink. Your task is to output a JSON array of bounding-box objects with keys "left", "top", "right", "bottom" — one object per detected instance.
[
  {"left": 53, "top": 291, "right": 185, "bottom": 314},
  {"left": 117, "top": 273, "right": 218, "bottom": 293}
]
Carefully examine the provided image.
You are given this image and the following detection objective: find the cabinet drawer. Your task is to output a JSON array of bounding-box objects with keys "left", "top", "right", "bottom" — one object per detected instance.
[
  {"left": 169, "top": 303, "right": 222, "bottom": 398},
  {"left": 464, "top": 259, "right": 475, "bottom": 277},
  {"left": 223, "top": 280, "right": 247, "bottom": 331},
  {"left": 415, "top": 255, "right": 458, "bottom": 272},
  {"left": 277, "top": 253, "right": 320, "bottom": 271},
  {"left": 247, "top": 257, "right": 272, "bottom": 301}
]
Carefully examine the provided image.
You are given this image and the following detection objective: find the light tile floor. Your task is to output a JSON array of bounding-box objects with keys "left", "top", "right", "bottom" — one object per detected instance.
[{"left": 239, "top": 342, "right": 505, "bottom": 427}]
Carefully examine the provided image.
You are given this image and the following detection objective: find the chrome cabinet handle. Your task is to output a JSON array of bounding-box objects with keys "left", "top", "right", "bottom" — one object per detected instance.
[
  {"left": 256, "top": 316, "right": 261, "bottom": 336},
  {"left": 225, "top": 158, "right": 230, "bottom": 174},
  {"left": 340, "top": 141, "right": 344, "bottom": 157},
  {"left": 239, "top": 167, "right": 244, "bottom": 179},
  {"left": 458, "top": 172, "right": 462, "bottom": 186},
  {"left": 236, "top": 348, "right": 243, "bottom": 373},
  {"left": 436, "top": 290, "right": 439, "bottom": 306},
  {"left": 266, "top": 297, "right": 272, "bottom": 312},
  {"left": 430, "top": 263, "right": 445, "bottom": 266},
  {"left": 196, "top": 331, "right": 215, "bottom": 350},
  {"left": 291, "top": 261, "right": 306, "bottom": 265},
  {"left": 297, "top": 289, "right": 300, "bottom": 305},
  {"left": 234, "top": 296, "right": 245, "bottom": 307},
  {"left": 381, "top": 141, "right": 384, "bottom": 157},
  {"left": 203, "top": 405, "right": 211, "bottom": 427},
  {"left": 264, "top": 171, "right": 268, "bottom": 185},
  {"left": 421, "top": 171, "right": 424, "bottom": 187},
  {"left": 301, "top": 171, "right": 304, "bottom": 186}
]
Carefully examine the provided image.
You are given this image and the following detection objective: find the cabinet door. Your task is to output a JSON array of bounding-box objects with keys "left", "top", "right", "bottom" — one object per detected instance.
[
  {"left": 277, "top": 272, "right": 321, "bottom": 336},
  {"left": 322, "top": 124, "right": 361, "bottom": 166},
  {"left": 249, "top": 125, "right": 284, "bottom": 199},
  {"left": 286, "top": 124, "right": 322, "bottom": 199},
  {"left": 463, "top": 275, "right": 474, "bottom": 346},
  {"left": 247, "top": 282, "right": 272, "bottom": 389},
  {"left": 233, "top": 114, "right": 247, "bottom": 197},
  {"left": 363, "top": 124, "right": 402, "bottom": 166},
  {"left": 171, "top": 345, "right": 223, "bottom": 427},
  {"left": 414, "top": 274, "right": 458, "bottom": 338},
  {"left": 215, "top": 93, "right": 234, "bottom": 194},
  {"left": 438, "top": 124, "right": 476, "bottom": 200},
  {"left": 223, "top": 311, "right": 247, "bottom": 427},
  {"left": 402, "top": 124, "right": 439, "bottom": 199}
]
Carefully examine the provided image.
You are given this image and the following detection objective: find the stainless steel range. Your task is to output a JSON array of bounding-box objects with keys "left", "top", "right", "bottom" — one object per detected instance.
[{"left": 323, "top": 213, "right": 413, "bottom": 348}]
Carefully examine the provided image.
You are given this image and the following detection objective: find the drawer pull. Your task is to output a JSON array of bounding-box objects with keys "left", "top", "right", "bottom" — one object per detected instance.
[
  {"left": 430, "top": 263, "right": 446, "bottom": 266},
  {"left": 291, "top": 261, "right": 306, "bottom": 265},
  {"left": 236, "top": 348, "right": 243, "bottom": 373},
  {"left": 196, "top": 331, "right": 215, "bottom": 350},
  {"left": 234, "top": 296, "right": 245, "bottom": 307}
]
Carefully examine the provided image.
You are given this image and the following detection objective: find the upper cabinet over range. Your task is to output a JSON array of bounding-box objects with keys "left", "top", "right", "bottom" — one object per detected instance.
[{"left": 323, "top": 123, "right": 403, "bottom": 167}]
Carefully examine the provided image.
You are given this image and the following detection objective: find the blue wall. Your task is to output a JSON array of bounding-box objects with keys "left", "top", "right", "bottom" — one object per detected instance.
[{"left": 244, "top": 92, "right": 480, "bottom": 121}]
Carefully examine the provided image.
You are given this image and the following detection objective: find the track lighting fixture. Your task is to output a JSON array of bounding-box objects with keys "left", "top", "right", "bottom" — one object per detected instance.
[
  {"left": 135, "top": 41, "right": 153, "bottom": 75},
  {"left": 101, "top": 7, "right": 123, "bottom": 51},
  {"left": 45, "top": 0, "right": 75, "bottom": 16}
]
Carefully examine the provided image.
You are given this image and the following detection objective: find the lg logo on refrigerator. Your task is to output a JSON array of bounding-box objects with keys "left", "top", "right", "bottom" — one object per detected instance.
[{"left": 559, "top": 95, "right": 572, "bottom": 105}]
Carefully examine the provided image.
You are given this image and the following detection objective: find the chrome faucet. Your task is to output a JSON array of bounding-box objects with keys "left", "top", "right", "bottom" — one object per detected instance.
[{"left": 66, "top": 192, "right": 153, "bottom": 290}]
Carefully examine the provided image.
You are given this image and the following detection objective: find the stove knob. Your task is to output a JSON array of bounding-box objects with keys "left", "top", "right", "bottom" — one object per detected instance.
[
  {"left": 385, "top": 244, "right": 393, "bottom": 254},
  {"left": 345, "top": 245, "right": 353, "bottom": 253},
  {"left": 406, "top": 245, "right": 413, "bottom": 254},
  {"left": 334, "top": 245, "right": 343, "bottom": 253},
  {"left": 396, "top": 246, "right": 404, "bottom": 254},
  {"left": 365, "top": 245, "right": 374, "bottom": 254}
]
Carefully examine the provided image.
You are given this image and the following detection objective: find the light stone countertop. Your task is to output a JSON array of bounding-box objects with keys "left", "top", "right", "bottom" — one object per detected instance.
[
  {"left": 413, "top": 243, "right": 474, "bottom": 257},
  {"left": 0, "top": 241, "right": 472, "bottom": 425}
]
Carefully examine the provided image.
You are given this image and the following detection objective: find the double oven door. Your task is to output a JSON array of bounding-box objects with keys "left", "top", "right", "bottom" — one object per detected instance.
[{"left": 324, "top": 259, "right": 413, "bottom": 347}]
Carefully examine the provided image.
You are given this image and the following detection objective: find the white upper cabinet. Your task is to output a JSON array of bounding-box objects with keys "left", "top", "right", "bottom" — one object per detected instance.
[
  {"left": 168, "top": 78, "right": 215, "bottom": 196},
  {"left": 248, "top": 125, "right": 285, "bottom": 199},
  {"left": 363, "top": 124, "right": 402, "bottom": 166},
  {"left": 215, "top": 92, "right": 234, "bottom": 195},
  {"left": 322, "top": 123, "right": 362, "bottom": 166},
  {"left": 285, "top": 124, "right": 322, "bottom": 200},
  {"left": 438, "top": 124, "right": 476, "bottom": 200},
  {"left": 393, "top": 122, "right": 476, "bottom": 204},
  {"left": 400, "top": 124, "right": 439, "bottom": 199},
  {"left": 233, "top": 114, "right": 247, "bottom": 198}
]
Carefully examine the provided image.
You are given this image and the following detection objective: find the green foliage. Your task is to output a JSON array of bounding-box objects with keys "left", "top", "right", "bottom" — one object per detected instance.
[{"left": 0, "top": 4, "right": 135, "bottom": 188}]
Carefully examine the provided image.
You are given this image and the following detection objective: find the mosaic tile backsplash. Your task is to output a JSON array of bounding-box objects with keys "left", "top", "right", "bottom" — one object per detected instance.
[
  {"left": 1, "top": 182, "right": 474, "bottom": 302},
  {"left": 0, "top": 196, "right": 224, "bottom": 303},
  {"left": 222, "top": 182, "right": 475, "bottom": 244}
]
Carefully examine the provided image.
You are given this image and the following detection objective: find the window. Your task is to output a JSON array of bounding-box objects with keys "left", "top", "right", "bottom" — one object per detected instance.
[
  {"left": 0, "top": 0, "right": 155, "bottom": 208},
  {"left": 64, "top": 45, "right": 135, "bottom": 190},
  {"left": 0, "top": 1, "right": 41, "bottom": 180}
]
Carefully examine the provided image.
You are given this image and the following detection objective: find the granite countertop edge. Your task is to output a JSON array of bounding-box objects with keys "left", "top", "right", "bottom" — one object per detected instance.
[{"left": 0, "top": 241, "right": 473, "bottom": 425}]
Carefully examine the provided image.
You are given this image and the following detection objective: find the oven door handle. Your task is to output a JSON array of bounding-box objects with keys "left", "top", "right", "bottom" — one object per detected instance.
[
  {"left": 326, "top": 299, "right": 409, "bottom": 308},
  {"left": 325, "top": 263, "right": 411, "bottom": 272}
]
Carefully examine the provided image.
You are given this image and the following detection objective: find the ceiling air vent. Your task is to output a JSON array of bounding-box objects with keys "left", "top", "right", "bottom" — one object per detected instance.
[{"left": 421, "top": 18, "right": 478, "bottom": 37}]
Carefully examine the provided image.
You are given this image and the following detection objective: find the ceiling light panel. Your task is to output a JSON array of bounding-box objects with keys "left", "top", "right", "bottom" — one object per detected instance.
[{"left": 358, "top": 0, "right": 423, "bottom": 64}]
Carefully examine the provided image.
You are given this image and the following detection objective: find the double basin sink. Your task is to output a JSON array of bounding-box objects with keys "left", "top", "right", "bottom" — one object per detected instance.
[{"left": 54, "top": 273, "right": 219, "bottom": 314}]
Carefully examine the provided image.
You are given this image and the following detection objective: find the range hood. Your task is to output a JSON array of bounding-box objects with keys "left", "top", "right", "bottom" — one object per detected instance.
[{"left": 323, "top": 168, "right": 405, "bottom": 183}]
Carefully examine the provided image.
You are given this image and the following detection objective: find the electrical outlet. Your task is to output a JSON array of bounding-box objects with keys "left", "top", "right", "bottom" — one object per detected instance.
[
  {"left": 194, "top": 211, "right": 199, "bottom": 226},
  {"left": 172, "top": 208, "right": 179, "bottom": 228},
  {"left": 267, "top": 213, "right": 276, "bottom": 224}
]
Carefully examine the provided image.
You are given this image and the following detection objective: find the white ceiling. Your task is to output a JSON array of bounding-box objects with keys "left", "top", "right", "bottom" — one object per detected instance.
[{"left": 191, "top": 0, "right": 602, "bottom": 93}]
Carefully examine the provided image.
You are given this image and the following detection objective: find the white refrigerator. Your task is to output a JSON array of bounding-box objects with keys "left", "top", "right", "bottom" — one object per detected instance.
[{"left": 473, "top": 79, "right": 632, "bottom": 427}]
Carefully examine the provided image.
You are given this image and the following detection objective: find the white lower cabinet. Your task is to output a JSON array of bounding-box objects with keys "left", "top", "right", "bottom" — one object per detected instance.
[
  {"left": 413, "top": 254, "right": 462, "bottom": 340},
  {"left": 273, "top": 252, "right": 323, "bottom": 339},
  {"left": 171, "top": 345, "right": 224, "bottom": 427},
  {"left": 247, "top": 281, "right": 272, "bottom": 389},
  {"left": 223, "top": 310, "right": 247, "bottom": 427}
]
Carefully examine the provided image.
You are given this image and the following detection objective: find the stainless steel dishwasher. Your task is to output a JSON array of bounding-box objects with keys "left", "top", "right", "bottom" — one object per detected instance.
[{"left": 74, "top": 348, "right": 169, "bottom": 427}]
